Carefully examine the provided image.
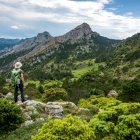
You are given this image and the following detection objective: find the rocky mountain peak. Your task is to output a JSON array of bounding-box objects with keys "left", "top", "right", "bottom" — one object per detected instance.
[
  {"left": 74, "top": 22, "right": 92, "bottom": 33},
  {"left": 34, "top": 31, "right": 52, "bottom": 45},
  {"left": 56, "top": 23, "right": 92, "bottom": 43},
  {"left": 13, "top": 31, "right": 52, "bottom": 52},
  {"left": 36, "top": 31, "right": 52, "bottom": 40}
]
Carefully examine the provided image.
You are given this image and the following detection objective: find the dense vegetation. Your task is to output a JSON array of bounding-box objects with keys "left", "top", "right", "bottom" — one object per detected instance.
[
  {"left": 0, "top": 98, "right": 24, "bottom": 134},
  {"left": 0, "top": 28, "right": 140, "bottom": 139},
  {"left": 32, "top": 115, "right": 95, "bottom": 140},
  {"left": 0, "top": 38, "right": 20, "bottom": 50}
]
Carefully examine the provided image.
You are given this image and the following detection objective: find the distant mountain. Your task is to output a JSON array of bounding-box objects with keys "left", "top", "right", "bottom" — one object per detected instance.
[
  {"left": 106, "top": 32, "right": 140, "bottom": 80},
  {"left": 0, "top": 23, "right": 120, "bottom": 72},
  {"left": 13, "top": 31, "right": 52, "bottom": 53},
  {"left": 0, "top": 31, "right": 52, "bottom": 59},
  {"left": 0, "top": 38, "right": 20, "bottom": 50},
  {"left": 56, "top": 23, "right": 93, "bottom": 42},
  {"left": 0, "top": 23, "right": 139, "bottom": 104},
  {"left": 19, "top": 23, "right": 119, "bottom": 60}
]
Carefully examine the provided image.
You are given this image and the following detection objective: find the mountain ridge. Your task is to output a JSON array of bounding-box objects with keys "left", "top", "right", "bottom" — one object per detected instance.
[{"left": 19, "top": 23, "right": 119, "bottom": 60}]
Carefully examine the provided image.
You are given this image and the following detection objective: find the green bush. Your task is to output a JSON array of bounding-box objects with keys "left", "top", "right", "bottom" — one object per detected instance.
[
  {"left": 90, "top": 89, "right": 105, "bottom": 96},
  {"left": 25, "top": 83, "right": 41, "bottom": 99},
  {"left": 43, "top": 88, "right": 68, "bottom": 102},
  {"left": 89, "top": 103, "right": 140, "bottom": 140},
  {"left": 78, "top": 98, "right": 94, "bottom": 108},
  {"left": 0, "top": 76, "right": 7, "bottom": 94},
  {"left": 115, "top": 114, "right": 140, "bottom": 140},
  {"left": 89, "top": 118, "right": 115, "bottom": 140},
  {"left": 32, "top": 115, "right": 95, "bottom": 140},
  {"left": 119, "top": 79, "right": 140, "bottom": 102},
  {"left": 78, "top": 96, "right": 122, "bottom": 110},
  {"left": 38, "top": 85, "right": 44, "bottom": 94},
  {"left": 1, "top": 86, "right": 9, "bottom": 95},
  {"left": 89, "top": 96, "right": 122, "bottom": 109},
  {"left": 77, "top": 98, "right": 99, "bottom": 115},
  {"left": 43, "top": 80, "right": 63, "bottom": 89},
  {"left": 96, "top": 103, "right": 140, "bottom": 124},
  {"left": 0, "top": 76, "right": 6, "bottom": 87},
  {"left": 0, "top": 98, "right": 24, "bottom": 133}
]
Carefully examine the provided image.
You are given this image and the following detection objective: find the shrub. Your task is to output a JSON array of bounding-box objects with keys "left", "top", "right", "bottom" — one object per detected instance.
[
  {"left": 1, "top": 86, "right": 9, "bottom": 95},
  {"left": 0, "top": 76, "right": 7, "bottom": 94},
  {"left": 32, "top": 115, "right": 95, "bottom": 140},
  {"left": 0, "top": 76, "right": 6, "bottom": 87},
  {"left": 43, "top": 80, "right": 63, "bottom": 89},
  {"left": 90, "top": 89, "right": 105, "bottom": 97},
  {"left": 43, "top": 88, "right": 68, "bottom": 102},
  {"left": 78, "top": 98, "right": 94, "bottom": 108},
  {"left": 0, "top": 98, "right": 24, "bottom": 133},
  {"left": 115, "top": 114, "right": 140, "bottom": 140},
  {"left": 119, "top": 79, "right": 140, "bottom": 102},
  {"left": 77, "top": 98, "right": 99, "bottom": 115},
  {"left": 38, "top": 85, "right": 44, "bottom": 94},
  {"left": 89, "top": 103, "right": 140, "bottom": 140},
  {"left": 78, "top": 96, "right": 122, "bottom": 110},
  {"left": 25, "top": 83, "right": 41, "bottom": 99},
  {"left": 95, "top": 103, "right": 140, "bottom": 124},
  {"left": 89, "top": 118, "right": 115, "bottom": 140}
]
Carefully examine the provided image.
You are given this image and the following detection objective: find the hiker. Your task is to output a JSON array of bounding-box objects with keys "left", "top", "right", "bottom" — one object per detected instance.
[{"left": 11, "top": 62, "right": 25, "bottom": 103}]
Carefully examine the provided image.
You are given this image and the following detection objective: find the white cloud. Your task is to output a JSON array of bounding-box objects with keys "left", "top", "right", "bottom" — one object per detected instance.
[
  {"left": 0, "top": 0, "right": 140, "bottom": 39},
  {"left": 10, "top": 25, "right": 20, "bottom": 29},
  {"left": 125, "top": 12, "right": 133, "bottom": 16}
]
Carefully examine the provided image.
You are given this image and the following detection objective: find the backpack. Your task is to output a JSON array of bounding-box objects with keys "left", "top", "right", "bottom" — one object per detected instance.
[{"left": 11, "top": 69, "right": 22, "bottom": 85}]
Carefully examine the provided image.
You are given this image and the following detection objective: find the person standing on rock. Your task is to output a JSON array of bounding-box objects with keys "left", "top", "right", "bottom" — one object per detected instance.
[{"left": 11, "top": 62, "right": 25, "bottom": 103}]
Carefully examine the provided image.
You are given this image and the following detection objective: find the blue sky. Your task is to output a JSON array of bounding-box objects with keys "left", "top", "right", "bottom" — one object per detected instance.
[{"left": 0, "top": 0, "right": 140, "bottom": 39}]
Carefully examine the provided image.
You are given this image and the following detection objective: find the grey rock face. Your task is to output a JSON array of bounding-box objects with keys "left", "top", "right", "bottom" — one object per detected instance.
[
  {"left": 47, "top": 102, "right": 78, "bottom": 115},
  {"left": 35, "top": 118, "right": 45, "bottom": 123},
  {"left": 5, "top": 92, "right": 13, "bottom": 99},
  {"left": 47, "top": 102, "right": 78, "bottom": 110},
  {"left": 21, "top": 120, "right": 34, "bottom": 127},
  {"left": 0, "top": 93, "right": 5, "bottom": 98},
  {"left": 13, "top": 31, "right": 52, "bottom": 52},
  {"left": 108, "top": 90, "right": 118, "bottom": 98},
  {"left": 45, "top": 105, "right": 63, "bottom": 118},
  {"left": 56, "top": 23, "right": 92, "bottom": 43},
  {"left": 23, "top": 100, "right": 46, "bottom": 108}
]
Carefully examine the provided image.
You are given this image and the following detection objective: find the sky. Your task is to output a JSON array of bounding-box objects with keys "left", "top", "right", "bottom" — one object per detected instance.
[{"left": 0, "top": 0, "right": 140, "bottom": 39}]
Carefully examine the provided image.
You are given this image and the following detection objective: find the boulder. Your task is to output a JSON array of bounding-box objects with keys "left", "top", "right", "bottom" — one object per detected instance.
[
  {"left": 47, "top": 102, "right": 78, "bottom": 114},
  {"left": 17, "top": 95, "right": 28, "bottom": 102},
  {"left": 18, "top": 100, "right": 47, "bottom": 122},
  {"left": 108, "top": 90, "right": 118, "bottom": 98},
  {"left": 0, "top": 93, "right": 5, "bottom": 98},
  {"left": 35, "top": 118, "right": 45, "bottom": 123},
  {"left": 23, "top": 100, "right": 46, "bottom": 113},
  {"left": 5, "top": 92, "right": 13, "bottom": 99},
  {"left": 21, "top": 120, "right": 34, "bottom": 127},
  {"left": 24, "top": 112, "right": 32, "bottom": 120},
  {"left": 45, "top": 105, "right": 63, "bottom": 118}
]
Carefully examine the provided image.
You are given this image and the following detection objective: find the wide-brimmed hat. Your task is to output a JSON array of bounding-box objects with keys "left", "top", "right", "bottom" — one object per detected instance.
[{"left": 14, "top": 62, "right": 22, "bottom": 69}]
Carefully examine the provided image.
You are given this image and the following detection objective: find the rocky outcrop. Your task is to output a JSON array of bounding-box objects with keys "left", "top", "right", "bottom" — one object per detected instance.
[
  {"left": 47, "top": 102, "right": 78, "bottom": 110},
  {"left": 45, "top": 105, "right": 63, "bottom": 118},
  {"left": 0, "top": 93, "right": 5, "bottom": 98},
  {"left": 47, "top": 102, "right": 78, "bottom": 115},
  {"left": 108, "top": 90, "right": 118, "bottom": 98},
  {"left": 13, "top": 31, "right": 52, "bottom": 52},
  {"left": 56, "top": 23, "right": 92, "bottom": 43},
  {"left": 4, "top": 92, "right": 13, "bottom": 99},
  {"left": 21, "top": 23, "right": 94, "bottom": 59},
  {"left": 1, "top": 92, "right": 96, "bottom": 126}
]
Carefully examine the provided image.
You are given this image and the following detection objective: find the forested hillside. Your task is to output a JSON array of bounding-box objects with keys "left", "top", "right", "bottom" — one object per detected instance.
[
  {"left": 0, "top": 38, "right": 20, "bottom": 50},
  {"left": 0, "top": 23, "right": 140, "bottom": 140}
]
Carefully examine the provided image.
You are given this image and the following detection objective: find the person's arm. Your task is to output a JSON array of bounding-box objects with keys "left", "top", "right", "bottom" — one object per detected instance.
[
  {"left": 20, "top": 70, "right": 24, "bottom": 82},
  {"left": 20, "top": 73, "right": 24, "bottom": 82}
]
